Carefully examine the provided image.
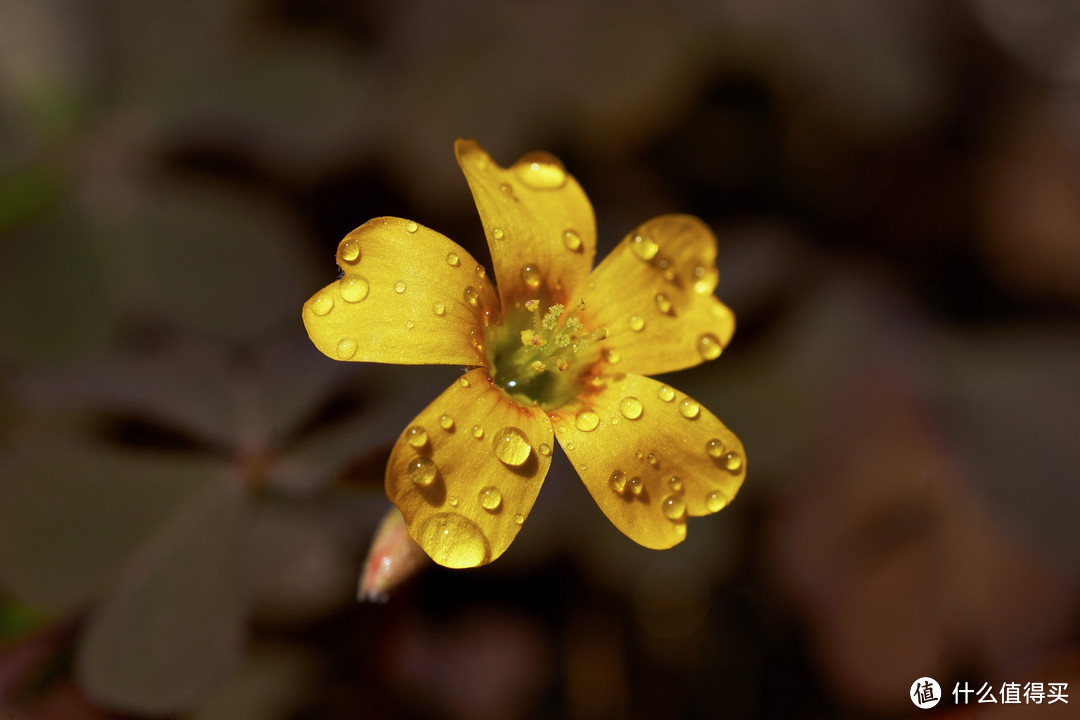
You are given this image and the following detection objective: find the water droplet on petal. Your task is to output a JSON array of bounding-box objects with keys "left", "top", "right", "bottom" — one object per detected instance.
[
  {"left": 405, "top": 425, "right": 428, "bottom": 448},
  {"left": 449, "top": 496, "right": 458, "bottom": 507},
  {"left": 459, "top": 376, "right": 471, "bottom": 388},
  {"left": 471, "top": 424, "right": 484, "bottom": 439},
  {"left": 565, "top": 440, "right": 575, "bottom": 451},
  {"left": 706, "top": 491, "right": 728, "bottom": 513},
  {"left": 655, "top": 293, "right": 673, "bottom": 314},
  {"left": 575, "top": 409, "right": 600, "bottom": 432},
  {"left": 475, "top": 265, "right": 487, "bottom": 279},
  {"left": 405, "top": 320, "right": 414, "bottom": 330},
  {"left": 340, "top": 276, "right": 369, "bottom": 302},
  {"left": 635, "top": 449, "right": 644, "bottom": 460},
  {"left": 619, "top": 396, "right": 643, "bottom": 420},
  {"left": 697, "top": 333, "right": 723, "bottom": 360},
  {"left": 706, "top": 438, "right": 726, "bottom": 458},
  {"left": 724, "top": 452, "right": 743, "bottom": 473},
  {"left": 609, "top": 470, "right": 627, "bottom": 493},
  {"left": 336, "top": 337, "right": 357, "bottom": 359},
  {"left": 515, "top": 152, "right": 567, "bottom": 189},
  {"left": 693, "top": 267, "right": 717, "bottom": 294},
  {"left": 394, "top": 280, "right": 407, "bottom": 294},
  {"left": 407, "top": 457, "right": 438, "bottom": 487},
  {"left": 433, "top": 302, "right": 446, "bottom": 316},
  {"left": 629, "top": 316, "right": 645, "bottom": 332},
  {"left": 446, "top": 252, "right": 460, "bottom": 267},
  {"left": 439, "top": 414, "right": 454, "bottom": 431},
  {"left": 463, "top": 286, "right": 479, "bottom": 305},
  {"left": 539, "top": 443, "right": 552, "bottom": 457},
  {"left": 492, "top": 227, "right": 505, "bottom": 240},
  {"left": 658, "top": 385, "right": 675, "bottom": 402},
  {"left": 514, "top": 513, "right": 525, "bottom": 525},
  {"left": 604, "top": 348, "right": 620, "bottom": 364},
  {"left": 679, "top": 399, "right": 700, "bottom": 419},
  {"left": 668, "top": 476, "right": 683, "bottom": 493},
  {"left": 662, "top": 494, "right": 686, "bottom": 521},
  {"left": 406, "top": 221, "right": 418, "bottom": 233},
  {"left": 417, "top": 512, "right": 491, "bottom": 568},
  {"left": 499, "top": 182, "right": 514, "bottom": 197},
  {"left": 311, "top": 293, "right": 334, "bottom": 316},
  {"left": 493, "top": 427, "right": 532, "bottom": 466},
  {"left": 340, "top": 238, "right": 360, "bottom": 262},
  {"left": 521, "top": 264, "right": 542, "bottom": 289},
  {"left": 479, "top": 486, "right": 502, "bottom": 512},
  {"left": 562, "top": 229, "right": 582, "bottom": 251},
  {"left": 630, "top": 233, "right": 659, "bottom": 261},
  {"left": 646, "top": 452, "right": 658, "bottom": 467},
  {"left": 628, "top": 476, "right": 644, "bottom": 496}
]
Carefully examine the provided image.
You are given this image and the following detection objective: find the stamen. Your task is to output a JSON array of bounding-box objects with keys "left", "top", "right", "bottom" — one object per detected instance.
[
  {"left": 556, "top": 358, "right": 571, "bottom": 372},
  {"left": 529, "top": 360, "right": 547, "bottom": 373}
]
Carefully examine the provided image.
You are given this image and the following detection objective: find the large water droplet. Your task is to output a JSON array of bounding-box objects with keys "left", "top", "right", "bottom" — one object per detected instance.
[
  {"left": 619, "top": 396, "right": 643, "bottom": 420},
  {"left": 311, "top": 292, "right": 334, "bottom": 316},
  {"left": 493, "top": 427, "right": 532, "bottom": 466},
  {"left": 433, "top": 302, "right": 446, "bottom": 316},
  {"left": 539, "top": 443, "right": 552, "bottom": 457},
  {"left": 446, "top": 252, "right": 460, "bottom": 267},
  {"left": 679, "top": 398, "right": 700, "bottom": 419},
  {"left": 575, "top": 409, "right": 600, "bottom": 432},
  {"left": 658, "top": 385, "right": 675, "bottom": 403},
  {"left": 655, "top": 293, "right": 673, "bottom": 315},
  {"left": 336, "top": 337, "right": 357, "bottom": 359},
  {"left": 630, "top": 233, "right": 659, "bottom": 261},
  {"left": 439, "top": 414, "right": 454, "bottom": 431},
  {"left": 515, "top": 152, "right": 567, "bottom": 189},
  {"left": 340, "top": 238, "right": 360, "bottom": 263},
  {"left": 492, "top": 227, "right": 505, "bottom": 240},
  {"left": 609, "top": 470, "right": 627, "bottom": 493},
  {"left": 562, "top": 229, "right": 582, "bottom": 252},
  {"left": 629, "top": 316, "right": 645, "bottom": 332},
  {"left": 407, "top": 457, "right": 438, "bottom": 487},
  {"left": 406, "top": 221, "right": 418, "bottom": 234},
  {"left": 521, "top": 264, "right": 542, "bottom": 289},
  {"left": 724, "top": 451, "right": 743, "bottom": 473},
  {"left": 479, "top": 486, "right": 502, "bottom": 512},
  {"left": 705, "top": 491, "right": 728, "bottom": 513},
  {"left": 406, "top": 425, "right": 428, "bottom": 448},
  {"left": 463, "top": 286, "right": 479, "bottom": 305},
  {"left": 340, "top": 276, "right": 369, "bottom": 303},
  {"left": 697, "top": 333, "right": 722, "bottom": 360},
  {"left": 394, "top": 280, "right": 407, "bottom": 294},
  {"left": 706, "top": 438, "right": 725, "bottom": 458},
  {"left": 662, "top": 494, "right": 686, "bottom": 521},
  {"left": 417, "top": 512, "right": 491, "bottom": 568}
]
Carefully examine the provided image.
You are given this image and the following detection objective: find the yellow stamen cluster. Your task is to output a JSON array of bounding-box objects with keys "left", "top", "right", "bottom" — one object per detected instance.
[{"left": 510, "top": 299, "right": 607, "bottom": 378}]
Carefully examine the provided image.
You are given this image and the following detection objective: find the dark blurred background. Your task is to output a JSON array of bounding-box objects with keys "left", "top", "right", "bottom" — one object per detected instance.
[{"left": 1, "top": 1, "right": 1079, "bottom": 718}]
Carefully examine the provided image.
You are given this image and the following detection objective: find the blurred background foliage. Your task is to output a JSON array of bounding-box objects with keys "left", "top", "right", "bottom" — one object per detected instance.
[{"left": 1, "top": 0, "right": 1079, "bottom": 718}]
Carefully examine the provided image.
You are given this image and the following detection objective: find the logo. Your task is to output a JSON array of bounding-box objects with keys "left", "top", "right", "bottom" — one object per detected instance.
[{"left": 911, "top": 677, "right": 941, "bottom": 709}]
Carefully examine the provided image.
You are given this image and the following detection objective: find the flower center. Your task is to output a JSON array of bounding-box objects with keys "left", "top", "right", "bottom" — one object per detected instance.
[{"left": 485, "top": 298, "right": 607, "bottom": 410}]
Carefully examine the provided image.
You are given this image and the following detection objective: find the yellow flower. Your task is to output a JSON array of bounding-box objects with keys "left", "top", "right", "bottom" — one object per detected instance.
[{"left": 302, "top": 140, "right": 745, "bottom": 568}]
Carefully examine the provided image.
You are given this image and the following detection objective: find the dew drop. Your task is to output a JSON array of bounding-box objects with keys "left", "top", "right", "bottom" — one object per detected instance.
[
  {"left": 471, "top": 424, "right": 484, "bottom": 439},
  {"left": 723, "top": 451, "right": 743, "bottom": 473},
  {"left": 514, "top": 513, "right": 525, "bottom": 525},
  {"left": 394, "top": 280, "right": 407, "bottom": 294},
  {"left": 340, "top": 276, "right": 370, "bottom": 303},
  {"left": 340, "top": 238, "right": 360, "bottom": 263},
  {"left": 662, "top": 494, "right": 687, "bottom": 522},
  {"left": 499, "top": 182, "right": 514, "bottom": 197},
  {"left": 693, "top": 267, "right": 716, "bottom": 294},
  {"left": 448, "top": 495, "right": 458, "bottom": 507},
  {"left": 539, "top": 443, "right": 552, "bottom": 457},
  {"left": 459, "top": 376, "right": 471, "bottom": 388},
  {"left": 433, "top": 302, "right": 446, "bottom": 316},
  {"left": 479, "top": 486, "right": 503, "bottom": 512},
  {"left": 605, "top": 348, "right": 621, "bottom": 364},
  {"left": 521, "top": 264, "right": 542, "bottom": 289},
  {"left": 629, "top": 316, "right": 646, "bottom": 332},
  {"left": 706, "top": 438, "right": 726, "bottom": 458},
  {"left": 406, "top": 221, "right": 419, "bottom": 234},
  {"left": 405, "top": 425, "right": 428, "bottom": 448},
  {"left": 439, "top": 414, "right": 454, "bottom": 431},
  {"left": 446, "top": 252, "right": 460, "bottom": 267},
  {"left": 575, "top": 409, "right": 600, "bottom": 432},
  {"left": 697, "top": 333, "right": 723, "bottom": 361},
  {"left": 679, "top": 398, "right": 700, "bottom": 419},
  {"left": 630, "top": 233, "right": 659, "bottom": 261},
  {"left": 635, "top": 449, "right": 644, "bottom": 460},
  {"left": 311, "top": 292, "right": 334, "bottom": 316},
  {"left": 628, "top": 476, "right": 644, "bottom": 496},
  {"left": 463, "top": 286, "right": 479, "bottom": 305},
  {"left": 706, "top": 491, "right": 728, "bottom": 513},
  {"left": 619, "top": 396, "right": 643, "bottom": 420},
  {"left": 562, "top": 229, "right": 582, "bottom": 252},
  {"left": 493, "top": 427, "right": 532, "bottom": 466},
  {"left": 515, "top": 152, "right": 567, "bottom": 189},
  {"left": 655, "top": 293, "right": 673, "bottom": 315},
  {"left": 658, "top": 385, "right": 675, "bottom": 402},
  {"left": 336, "top": 337, "right": 357, "bottom": 359},
  {"left": 668, "top": 476, "right": 683, "bottom": 493},
  {"left": 646, "top": 452, "right": 658, "bottom": 467},
  {"left": 475, "top": 265, "right": 486, "bottom": 279},
  {"left": 417, "top": 512, "right": 491, "bottom": 568},
  {"left": 405, "top": 320, "right": 414, "bottom": 330},
  {"left": 492, "top": 227, "right": 504, "bottom": 240},
  {"left": 407, "top": 457, "right": 438, "bottom": 487},
  {"left": 565, "top": 440, "right": 575, "bottom": 451},
  {"left": 609, "top": 470, "right": 627, "bottom": 493}
]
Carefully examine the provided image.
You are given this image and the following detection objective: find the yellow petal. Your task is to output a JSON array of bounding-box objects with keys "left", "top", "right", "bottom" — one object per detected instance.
[
  {"left": 583, "top": 215, "right": 735, "bottom": 376},
  {"left": 552, "top": 373, "right": 745, "bottom": 550},
  {"left": 302, "top": 217, "right": 498, "bottom": 365},
  {"left": 385, "top": 367, "right": 554, "bottom": 568},
  {"left": 454, "top": 139, "right": 596, "bottom": 307}
]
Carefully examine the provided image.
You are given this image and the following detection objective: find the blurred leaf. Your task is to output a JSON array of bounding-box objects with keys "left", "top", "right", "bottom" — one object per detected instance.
[
  {"left": 77, "top": 481, "right": 246, "bottom": 715},
  {"left": 0, "top": 442, "right": 216, "bottom": 614}
]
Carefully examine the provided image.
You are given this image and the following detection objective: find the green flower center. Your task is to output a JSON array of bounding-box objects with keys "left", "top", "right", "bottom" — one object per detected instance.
[{"left": 485, "top": 299, "right": 606, "bottom": 410}]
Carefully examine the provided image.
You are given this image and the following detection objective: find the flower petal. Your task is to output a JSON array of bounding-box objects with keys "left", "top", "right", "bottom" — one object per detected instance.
[
  {"left": 552, "top": 373, "right": 745, "bottom": 549},
  {"left": 455, "top": 139, "right": 596, "bottom": 306},
  {"left": 583, "top": 215, "right": 735, "bottom": 376},
  {"left": 302, "top": 217, "right": 498, "bottom": 366},
  {"left": 385, "top": 367, "right": 554, "bottom": 568}
]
